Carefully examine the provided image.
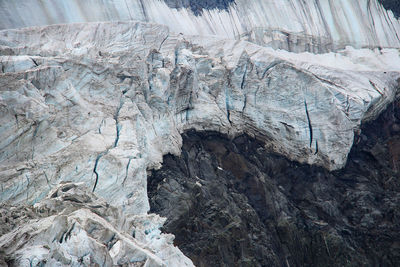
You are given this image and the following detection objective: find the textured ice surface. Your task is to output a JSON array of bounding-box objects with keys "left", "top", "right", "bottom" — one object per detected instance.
[
  {"left": 0, "top": 0, "right": 400, "bottom": 52},
  {"left": 0, "top": 182, "right": 194, "bottom": 266},
  {"left": 0, "top": 2, "right": 400, "bottom": 265},
  {"left": 0, "top": 21, "right": 399, "bottom": 210}
]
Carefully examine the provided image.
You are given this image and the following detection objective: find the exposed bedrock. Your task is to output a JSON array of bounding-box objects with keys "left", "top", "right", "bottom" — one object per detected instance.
[
  {"left": 379, "top": 0, "right": 400, "bottom": 18},
  {"left": 162, "top": 0, "right": 235, "bottom": 15},
  {"left": 148, "top": 100, "right": 400, "bottom": 266}
]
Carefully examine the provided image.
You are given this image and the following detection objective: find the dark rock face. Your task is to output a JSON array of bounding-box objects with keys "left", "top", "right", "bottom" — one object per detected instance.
[
  {"left": 162, "top": 0, "right": 235, "bottom": 15},
  {"left": 148, "top": 100, "right": 400, "bottom": 266},
  {"left": 379, "top": 0, "right": 400, "bottom": 17}
]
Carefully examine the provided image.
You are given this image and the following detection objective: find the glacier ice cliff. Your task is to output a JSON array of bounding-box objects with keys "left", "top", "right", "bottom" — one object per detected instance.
[
  {"left": 0, "top": 1, "right": 400, "bottom": 266},
  {"left": 1, "top": 20, "right": 399, "bottom": 205},
  {"left": 1, "top": 0, "right": 400, "bottom": 52}
]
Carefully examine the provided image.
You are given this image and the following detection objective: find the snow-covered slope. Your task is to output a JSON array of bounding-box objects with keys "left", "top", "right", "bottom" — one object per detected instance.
[{"left": 1, "top": 0, "right": 400, "bottom": 52}]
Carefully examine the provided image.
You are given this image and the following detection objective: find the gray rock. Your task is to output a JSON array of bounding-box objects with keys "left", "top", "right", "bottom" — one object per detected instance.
[
  {"left": 379, "top": 0, "right": 400, "bottom": 17},
  {"left": 162, "top": 0, "right": 234, "bottom": 15},
  {"left": 149, "top": 105, "right": 400, "bottom": 266}
]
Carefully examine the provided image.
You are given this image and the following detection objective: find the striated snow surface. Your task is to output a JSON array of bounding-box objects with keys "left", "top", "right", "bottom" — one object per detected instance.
[
  {"left": 0, "top": 19, "right": 399, "bottom": 266},
  {"left": 0, "top": 0, "right": 400, "bottom": 52}
]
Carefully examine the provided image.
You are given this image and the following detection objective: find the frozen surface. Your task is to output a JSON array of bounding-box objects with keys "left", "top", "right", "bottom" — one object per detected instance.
[
  {"left": 0, "top": 182, "right": 194, "bottom": 266},
  {"left": 0, "top": 13, "right": 400, "bottom": 266},
  {"left": 0, "top": 0, "right": 400, "bottom": 52},
  {"left": 0, "top": 21, "right": 399, "bottom": 207}
]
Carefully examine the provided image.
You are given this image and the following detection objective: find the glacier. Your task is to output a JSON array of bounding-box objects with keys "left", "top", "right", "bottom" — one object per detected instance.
[
  {"left": 1, "top": 0, "right": 400, "bottom": 52},
  {"left": 0, "top": 0, "right": 400, "bottom": 266}
]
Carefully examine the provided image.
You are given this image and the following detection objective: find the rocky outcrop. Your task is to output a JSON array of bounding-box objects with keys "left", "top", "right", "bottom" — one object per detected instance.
[
  {"left": 379, "top": 0, "right": 400, "bottom": 17},
  {"left": 162, "top": 0, "right": 234, "bottom": 15},
  {"left": 1, "top": 0, "right": 400, "bottom": 52},
  {"left": 148, "top": 100, "right": 400, "bottom": 266}
]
